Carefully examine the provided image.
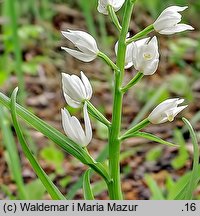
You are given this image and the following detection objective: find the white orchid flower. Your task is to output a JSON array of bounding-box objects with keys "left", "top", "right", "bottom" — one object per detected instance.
[
  {"left": 132, "top": 36, "right": 159, "bottom": 75},
  {"left": 61, "top": 30, "right": 99, "bottom": 62},
  {"left": 97, "top": 0, "right": 125, "bottom": 15},
  {"left": 148, "top": 98, "right": 187, "bottom": 124},
  {"left": 153, "top": 6, "right": 194, "bottom": 35},
  {"left": 62, "top": 72, "right": 92, "bottom": 108},
  {"left": 61, "top": 103, "right": 92, "bottom": 147}
]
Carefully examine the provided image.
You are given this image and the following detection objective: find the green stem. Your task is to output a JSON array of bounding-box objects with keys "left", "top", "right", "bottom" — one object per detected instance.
[
  {"left": 87, "top": 101, "right": 111, "bottom": 128},
  {"left": 121, "top": 118, "right": 150, "bottom": 140},
  {"left": 108, "top": 0, "right": 135, "bottom": 200},
  {"left": 107, "top": 5, "right": 122, "bottom": 32},
  {"left": 121, "top": 72, "right": 144, "bottom": 93},
  {"left": 126, "top": 24, "right": 154, "bottom": 44},
  {"left": 98, "top": 52, "right": 119, "bottom": 71}
]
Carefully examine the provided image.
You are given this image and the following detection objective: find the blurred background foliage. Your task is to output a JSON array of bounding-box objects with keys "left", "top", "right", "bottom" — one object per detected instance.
[{"left": 0, "top": 0, "right": 200, "bottom": 199}]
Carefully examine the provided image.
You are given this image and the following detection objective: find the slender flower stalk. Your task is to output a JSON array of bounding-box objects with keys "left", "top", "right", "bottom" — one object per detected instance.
[
  {"left": 61, "top": 103, "right": 92, "bottom": 147},
  {"left": 121, "top": 72, "right": 144, "bottom": 93},
  {"left": 61, "top": 30, "right": 99, "bottom": 62},
  {"left": 98, "top": 52, "right": 119, "bottom": 71},
  {"left": 120, "top": 118, "right": 150, "bottom": 140},
  {"left": 86, "top": 101, "right": 111, "bottom": 127},
  {"left": 153, "top": 6, "right": 194, "bottom": 35},
  {"left": 62, "top": 72, "right": 92, "bottom": 108},
  {"left": 126, "top": 25, "right": 154, "bottom": 44}
]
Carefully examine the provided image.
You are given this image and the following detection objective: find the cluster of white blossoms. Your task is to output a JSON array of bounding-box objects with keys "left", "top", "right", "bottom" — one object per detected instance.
[{"left": 61, "top": 1, "right": 193, "bottom": 146}]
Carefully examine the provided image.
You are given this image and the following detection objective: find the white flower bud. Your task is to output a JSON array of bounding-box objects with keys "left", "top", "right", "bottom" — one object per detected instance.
[
  {"left": 61, "top": 30, "right": 99, "bottom": 62},
  {"left": 148, "top": 98, "right": 187, "bottom": 124},
  {"left": 62, "top": 72, "right": 92, "bottom": 108},
  {"left": 97, "top": 0, "right": 125, "bottom": 15},
  {"left": 132, "top": 36, "right": 159, "bottom": 75},
  {"left": 61, "top": 103, "right": 92, "bottom": 147},
  {"left": 153, "top": 6, "right": 194, "bottom": 35}
]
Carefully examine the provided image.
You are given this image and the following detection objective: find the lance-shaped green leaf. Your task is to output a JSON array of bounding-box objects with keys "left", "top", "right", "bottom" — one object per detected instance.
[
  {"left": 10, "top": 88, "right": 66, "bottom": 200},
  {"left": 172, "top": 118, "right": 200, "bottom": 200},
  {"left": 182, "top": 117, "right": 199, "bottom": 200},
  {"left": 145, "top": 175, "right": 165, "bottom": 200},
  {"left": 0, "top": 107, "right": 26, "bottom": 199},
  {"left": 172, "top": 166, "right": 200, "bottom": 200},
  {"left": 123, "top": 131, "right": 179, "bottom": 147},
  {"left": 66, "top": 144, "right": 109, "bottom": 199},
  {"left": 83, "top": 169, "right": 94, "bottom": 200},
  {"left": 0, "top": 91, "right": 111, "bottom": 184}
]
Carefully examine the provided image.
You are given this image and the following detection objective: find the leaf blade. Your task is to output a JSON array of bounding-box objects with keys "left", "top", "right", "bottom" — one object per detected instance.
[
  {"left": 10, "top": 88, "right": 66, "bottom": 200},
  {"left": 0, "top": 91, "right": 110, "bottom": 183},
  {"left": 83, "top": 169, "right": 94, "bottom": 200},
  {"left": 0, "top": 107, "right": 26, "bottom": 199},
  {"left": 133, "top": 132, "right": 179, "bottom": 147},
  {"left": 182, "top": 117, "right": 199, "bottom": 200}
]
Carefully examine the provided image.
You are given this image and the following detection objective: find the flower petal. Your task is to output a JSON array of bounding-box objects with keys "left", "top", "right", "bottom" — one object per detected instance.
[
  {"left": 143, "top": 59, "right": 159, "bottom": 75},
  {"left": 159, "top": 24, "right": 194, "bottom": 35},
  {"left": 70, "top": 116, "right": 86, "bottom": 146},
  {"left": 83, "top": 103, "right": 92, "bottom": 145},
  {"left": 61, "top": 47, "right": 96, "bottom": 62},
  {"left": 63, "top": 94, "right": 81, "bottom": 108},
  {"left": 81, "top": 71, "right": 93, "bottom": 99},
  {"left": 62, "top": 30, "right": 99, "bottom": 54},
  {"left": 71, "top": 75, "right": 87, "bottom": 98},
  {"left": 61, "top": 109, "right": 79, "bottom": 142},
  {"left": 62, "top": 73, "right": 83, "bottom": 101}
]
